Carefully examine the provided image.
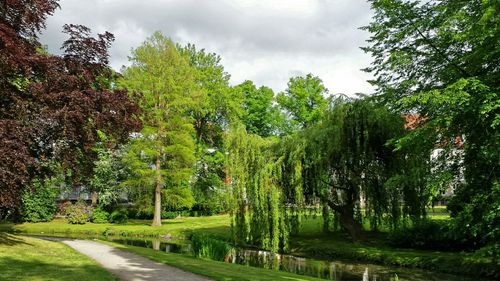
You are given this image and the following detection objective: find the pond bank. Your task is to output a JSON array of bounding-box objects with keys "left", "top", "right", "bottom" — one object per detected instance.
[
  {"left": 21, "top": 233, "right": 496, "bottom": 281},
  {"left": 291, "top": 236, "right": 499, "bottom": 279},
  {"left": 2, "top": 217, "right": 498, "bottom": 279}
]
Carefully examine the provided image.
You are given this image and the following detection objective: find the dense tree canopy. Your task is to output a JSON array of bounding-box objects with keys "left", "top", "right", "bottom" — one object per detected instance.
[
  {"left": 283, "top": 98, "right": 407, "bottom": 239},
  {"left": 179, "top": 44, "right": 237, "bottom": 214},
  {"left": 0, "top": 0, "right": 140, "bottom": 211},
  {"left": 226, "top": 124, "right": 288, "bottom": 252},
  {"left": 236, "top": 80, "right": 282, "bottom": 137},
  {"left": 277, "top": 73, "right": 329, "bottom": 133},
  {"left": 363, "top": 0, "right": 499, "bottom": 246}
]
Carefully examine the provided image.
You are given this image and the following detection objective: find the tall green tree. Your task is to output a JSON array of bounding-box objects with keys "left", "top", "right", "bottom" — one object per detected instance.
[
  {"left": 236, "top": 80, "right": 281, "bottom": 137},
  {"left": 277, "top": 73, "right": 328, "bottom": 133},
  {"left": 179, "top": 44, "right": 239, "bottom": 213},
  {"left": 120, "top": 32, "right": 197, "bottom": 226},
  {"left": 363, "top": 0, "right": 499, "bottom": 247}
]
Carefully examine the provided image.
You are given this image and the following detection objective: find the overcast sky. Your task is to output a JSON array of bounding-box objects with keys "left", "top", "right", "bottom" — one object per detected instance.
[{"left": 39, "top": 0, "right": 375, "bottom": 96}]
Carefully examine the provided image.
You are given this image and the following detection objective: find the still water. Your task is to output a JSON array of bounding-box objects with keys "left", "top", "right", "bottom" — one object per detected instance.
[{"left": 105, "top": 237, "right": 483, "bottom": 281}]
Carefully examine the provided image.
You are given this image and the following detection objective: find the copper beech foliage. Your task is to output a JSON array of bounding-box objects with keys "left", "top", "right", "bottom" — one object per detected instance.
[{"left": 0, "top": 0, "right": 141, "bottom": 209}]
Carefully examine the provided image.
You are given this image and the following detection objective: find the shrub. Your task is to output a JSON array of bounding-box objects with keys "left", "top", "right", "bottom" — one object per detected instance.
[
  {"left": 191, "top": 233, "right": 233, "bottom": 261},
  {"left": 162, "top": 211, "right": 177, "bottom": 219},
  {"left": 110, "top": 208, "right": 128, "bottom": 224},
  {"left": 65, "top": 202, "right": 89, "bottom": 224},
  {"left": 20, "top": 180, "right": 58, "bottom": 222},
  {"left": 57, "top": 201, "right": 72, "bottom": 216},
  {"left": 91, "top": 207, "right": 109, "bottom": 223},
  {"left": 127, "top": 207, "right": 153, "bottom": 219}
]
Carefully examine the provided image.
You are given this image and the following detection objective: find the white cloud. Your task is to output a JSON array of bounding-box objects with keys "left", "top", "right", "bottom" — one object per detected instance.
[{"left": 39, "top": 0, "right": 375, "bottom": 96}]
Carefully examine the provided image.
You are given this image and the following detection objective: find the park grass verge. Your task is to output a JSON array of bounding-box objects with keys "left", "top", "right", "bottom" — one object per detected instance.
[
  {"left": 100, "top": 240, "right": 324, "bottom": 281},
  {"left": 3, "top": 213, "right": 497, "bottom": 278},
  {"left": 291, "top": 234, "right": 500, "bottom": 279},
  {"left": 0, "top": 215, "right": 231, "bottom": 239},
  {"left": 0, "top": 233, "right": 117, "bottom": 281}
]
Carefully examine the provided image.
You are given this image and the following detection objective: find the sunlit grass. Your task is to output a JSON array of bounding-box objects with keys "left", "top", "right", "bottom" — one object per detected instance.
[
  {"left": 0, "top": 215, "right": 231, "bottom": 239},
  {"left": 0, "top": 233, "right": 117, "bottom": 281}
]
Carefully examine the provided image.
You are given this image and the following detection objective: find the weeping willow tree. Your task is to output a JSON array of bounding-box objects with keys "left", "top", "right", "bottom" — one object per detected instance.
[
  {"left": 227, "top": 97, "right": 432, "bottom": 244},
  {"left": 225, "top": 124, "right": 288, "bottom": 253},
  {"left": 283, "top": 97, "right": 427, "bottom": 240}
]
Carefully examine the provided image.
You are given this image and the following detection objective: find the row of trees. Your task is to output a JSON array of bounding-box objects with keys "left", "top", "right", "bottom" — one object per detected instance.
[
  {"left": 226, "top": 0, "right": 499, "bottom": 254},
  {"left": 115, "top": 32, "right": 336, "bottom": 227},
  {"left": 2, "top": 0, "right": 497, "bottom": 256},
  {"left": 0, "top": 1, "right": 336, "bottom": 229}
]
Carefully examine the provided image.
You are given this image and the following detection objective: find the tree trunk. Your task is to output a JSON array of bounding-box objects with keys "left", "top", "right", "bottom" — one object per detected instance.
[
  {"left": 91, "top": 191, "right": 98, "bottom": 207},
  {"left": 152, "top": 156, "right": 162, "bottom": 227},
  {"left": 327, "top": 201, "right": 363, "bottom": 241}
]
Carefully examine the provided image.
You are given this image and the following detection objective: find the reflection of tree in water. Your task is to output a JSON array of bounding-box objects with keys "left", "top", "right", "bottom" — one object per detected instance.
[{"left": 152, "top": 240, "right": 160, "bottom": 251}]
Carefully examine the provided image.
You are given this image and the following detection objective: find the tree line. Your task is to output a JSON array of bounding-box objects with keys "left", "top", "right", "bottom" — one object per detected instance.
[{"left": 1, "top": 0, "right": 498, "bottom": 257}]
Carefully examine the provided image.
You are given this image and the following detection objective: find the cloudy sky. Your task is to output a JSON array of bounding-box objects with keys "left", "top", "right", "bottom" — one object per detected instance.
[{"left": 39, "top": 0, "right": 375, "bottom": 96}]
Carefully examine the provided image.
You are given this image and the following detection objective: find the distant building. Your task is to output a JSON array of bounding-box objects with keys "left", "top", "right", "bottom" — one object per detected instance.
[{"left": 403, "top": 114, "right": 465, "bottom": 200}]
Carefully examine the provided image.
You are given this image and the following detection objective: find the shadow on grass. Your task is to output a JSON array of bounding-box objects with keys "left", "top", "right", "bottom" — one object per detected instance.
[
  {"left": 0, "top": 256, "right": 116, "bottom": 281},
  {"left": 0, "top": 232, "right": 31, "bottom": 246}
]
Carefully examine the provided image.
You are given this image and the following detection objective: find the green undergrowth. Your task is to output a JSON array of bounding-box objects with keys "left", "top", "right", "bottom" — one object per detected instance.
[{"left": 100, "top": 240, "right": 324, "bottom": 281}]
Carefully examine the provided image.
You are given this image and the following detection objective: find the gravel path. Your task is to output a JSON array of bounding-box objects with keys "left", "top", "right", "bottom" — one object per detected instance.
[{"left": 37, "top": 237, "right": 212, "bottom": 281}]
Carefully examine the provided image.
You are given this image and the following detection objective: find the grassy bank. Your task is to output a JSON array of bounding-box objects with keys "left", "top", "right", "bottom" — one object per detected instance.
[
  {"left": 294, "top": 212, "right": 499, "bottom": 279},
  {"left": 291, "top": 232, "right": 499, "bottom": 279},
  {"left": 100, "top": 240, "right": 324, "bottom": 281},
  {"left": 0, "top": 233, "right": 117, "bottom": 281},
  {"left": 2, "top": 210, "right": 497, "bottom": 278}
]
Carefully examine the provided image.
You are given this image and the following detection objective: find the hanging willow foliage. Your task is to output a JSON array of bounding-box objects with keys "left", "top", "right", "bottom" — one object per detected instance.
[
  {"left": 228, "top": 97, "right": 434, "bottom": 244},
  {"left": 226, "top": 124, "right": 288, "bottom": 252},
  {"left": 278, "top": 97, "right": 431, "bottom": 239}
]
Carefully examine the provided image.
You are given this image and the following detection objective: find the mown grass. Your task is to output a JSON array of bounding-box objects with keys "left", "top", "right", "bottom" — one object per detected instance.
[
  {"left": 100, "top": 240, "right": 325, "bottom": 281},
  {"left": 0, "top": 214, "right": 231, "bottom": 239},
  {"left": 0, "top": 233, "right": 117, "bottom": 281}
]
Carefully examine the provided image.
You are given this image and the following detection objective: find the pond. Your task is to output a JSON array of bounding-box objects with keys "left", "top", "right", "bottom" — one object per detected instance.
[
  {"left": 24, "top": 234, "right": 483, "bottom": 281},
  {"left": 100, "top": 237, "right": 482, "bottom": 281}
]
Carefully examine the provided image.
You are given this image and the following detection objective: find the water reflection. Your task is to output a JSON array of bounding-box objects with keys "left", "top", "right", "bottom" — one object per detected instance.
[
  {"left": 109, "top": 238, "right": 192, "bottom": 255},
  {"left": 224, "top": 247, "right": 477, "bottom": 281},
  {"left": 228, "top": 248, "right": 392, "bottom": 281},
  {"left": 24, "top": 234, "right": 483, "bottom": 281}
]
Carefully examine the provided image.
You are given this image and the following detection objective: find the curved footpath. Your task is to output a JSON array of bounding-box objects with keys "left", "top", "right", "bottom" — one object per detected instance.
[{"left": 37, "top": 237, "right": 212, "bottom": 281}]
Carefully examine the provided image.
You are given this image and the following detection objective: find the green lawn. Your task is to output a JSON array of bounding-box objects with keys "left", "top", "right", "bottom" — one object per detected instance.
[
  {"left": 100, "top": 240, "right": 324, "bottom": 281},
  {"left": 0, "top": 208, "right": 449, "bottom": 238},
  {"left": 0, "top": 233, "right": 117, "bottom": 281},
  {"left": 0, "top": 215, "right": 231, "bottom": 239}
]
